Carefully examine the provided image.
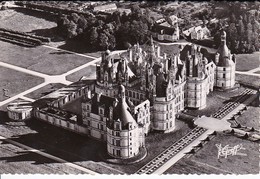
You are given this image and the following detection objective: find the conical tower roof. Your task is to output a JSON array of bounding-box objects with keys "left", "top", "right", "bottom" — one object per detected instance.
[
  {"left": 113, "top": 85, "right": 137, "bottom": 129},
  {"left": 216, "top": 31, "right": 232, "bottom": 67}
]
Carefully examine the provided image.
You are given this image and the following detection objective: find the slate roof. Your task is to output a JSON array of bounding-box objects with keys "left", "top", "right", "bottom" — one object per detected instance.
[
  {"left": 152, "top": 24, "right": 177, "bottom": 35},
  {"left": 84, "top": 93, "right": 115, "bottom": 118}
]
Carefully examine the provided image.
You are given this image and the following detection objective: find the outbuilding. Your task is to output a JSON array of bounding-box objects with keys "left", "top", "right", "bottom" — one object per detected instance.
[{"left": 7, "top": 99, "right": 33, "bottom": 121}]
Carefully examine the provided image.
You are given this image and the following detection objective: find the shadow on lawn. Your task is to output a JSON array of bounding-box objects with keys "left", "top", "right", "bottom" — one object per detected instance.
[
  {"left": 0, "top": 98, "right": 107, "bottom": 164},
  {"left": 27, "top": 27, "right": 61, "bottom": 42},
  {"left": 13, "top": 7, "right": 58, "bottom": 22},
  {"left": 58, "top": 39, "right": 95, "bottom": 54},
  {"left": 1, "top": 118, "right": 107, "bottom": 164},
  {"left": 223, "top": 93, "right": 257, "bottom": 107}
]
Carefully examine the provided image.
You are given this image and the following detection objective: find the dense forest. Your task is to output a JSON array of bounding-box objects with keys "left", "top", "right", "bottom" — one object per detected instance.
[
  {"left": 56, "top": 4, "right": 154, "bottom": 51},
  {"left": 56, "top": 2, "right": 260, "bottom": 53}
]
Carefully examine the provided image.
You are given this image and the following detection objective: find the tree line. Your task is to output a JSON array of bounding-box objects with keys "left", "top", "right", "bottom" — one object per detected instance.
[
  {"left": 212, "top": 2, "right": 260, "bottom": 53},
  {"left": 56, "top": 4, "right": 154, "bottom": 51}
]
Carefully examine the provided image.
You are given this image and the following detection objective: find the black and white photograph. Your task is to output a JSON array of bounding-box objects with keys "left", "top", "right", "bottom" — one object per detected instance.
[{"left": 0, "top": 0, "right": 259, "bottom": 176}]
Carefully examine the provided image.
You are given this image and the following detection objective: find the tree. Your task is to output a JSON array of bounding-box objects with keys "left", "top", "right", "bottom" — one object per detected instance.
[
  {"left": 253, "top": 32, "right": 259, "bottom": 51},
  {"left": 70, "top": 13, "right": 80, "bottom": 24},
  {"left": 98, "top": 33, "right": 109, "bottom": 50},
  {"left": 89, "top": 27, "right": 98, "bottom": 49},
  {"left": 228, "top": 23, "right": 238, "bottom": 52},
  {"left": 128, "top": 20, "right": 149, "bottom": 44},
  {"left": 237, "top": 18, "right": 245, "bottom": 40},
  {"left": 230, "top": 13, "right": 236, "bottom": 23},
  {"left": 246, "top": 22, "right": 253, "bottom": 45},
  {"left": 130, "top": 4, "right": 142, "bottom": 20},
  {"left": 65, "top": 21, "right": 77, "bottom": 39},
  {"left": 78, "top": 15, "right": 88, "bottom": 31},
  {"left": 57, "top": 15, "right": 71, "bottom": 38}
]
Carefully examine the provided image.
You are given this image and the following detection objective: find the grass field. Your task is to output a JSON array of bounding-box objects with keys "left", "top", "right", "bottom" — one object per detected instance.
[
  {"left": 165, "top": 133, "right": 259, "bottom": 174},
  {"left": 25, "top": 83, "right": 66, "bottom": 100},
  {"left": 66, "top": 65, "right": 96, "bottom": 82},
  {"left": 236, "top": 99, "right": 260, "bottom": 130},
  {"left": 0, "top": 142, "right": 83, "bottom": 174},
  {"left": 235, "top": 52, "right": 260, "bottom": 72},
  {"left": 236, "top": 74, "right": 260, "bottom": 88},
  {"left": 0, "top": 9, "right": 56, "bottom": 33},
  {"left": 0, "top": 41, "right": 93, "bottom": 75},
  {"left": 0, "top": 66, "right": 44, "bottom": 102},
  {"left": 254, "top": 71, "right": 260, "bottom": 74}
]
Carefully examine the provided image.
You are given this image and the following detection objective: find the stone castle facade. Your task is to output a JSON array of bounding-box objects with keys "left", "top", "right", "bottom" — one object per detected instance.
[
  {"left": 80, "top": 30, "right": 236, "bottom": 159},
  {"left": 26, "top": 30, "right": 236, "bottom": 160}
]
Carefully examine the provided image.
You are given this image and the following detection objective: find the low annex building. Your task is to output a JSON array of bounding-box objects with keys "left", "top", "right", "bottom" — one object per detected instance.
[
  {"left": 8, "top": 30, "right": 236, "bottom": 160},
  {"left": 7, "top": 99, "right": 33, "bottom": 121},
  {"left": 151, "top": 15, "right": 180, "bottom": 42}
]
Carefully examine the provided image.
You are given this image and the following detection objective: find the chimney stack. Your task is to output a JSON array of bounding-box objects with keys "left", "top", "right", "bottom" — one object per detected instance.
[
  {"left": 215, "top": 53, "right": 220, "bottom": 65},
  {"left": 97, "top": 93, "right": 102, "bottom": 102},
  {"left": 113, "top": 98, "right": 118, "bottom": 107}
]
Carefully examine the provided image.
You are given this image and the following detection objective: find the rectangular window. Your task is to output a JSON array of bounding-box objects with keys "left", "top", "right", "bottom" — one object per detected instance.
[
  {"left": 116, "top": 140, "right": 120, "bottom": 146},
  {"left": 116, "top": 150, "right": 121, "bottom": 156},
  {"left": 133, "top": 92, "right": 135, "bottom": 98},
  {"left": 116, "top": 132, "right": 120, "bottom": 136},
  {"left": 223, "top": 74, "right": 225, "bottom": 78},
  {"left": 136, "top": 93, "right": 139, "bottom": 99},
  {"left": 129, "top": 91, "right": 132, "bottom": 97}
]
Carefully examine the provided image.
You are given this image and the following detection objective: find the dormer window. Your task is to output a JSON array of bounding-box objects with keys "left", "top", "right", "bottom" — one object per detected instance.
[
  {"left": 115, "top": 121, "right": 121, "bottom": 130},
  {"left": 99, "top": 107, "right": 104, "bottom": 116},
  {"left": 104, "top": 73, "right": 108, "bottom": 81}
]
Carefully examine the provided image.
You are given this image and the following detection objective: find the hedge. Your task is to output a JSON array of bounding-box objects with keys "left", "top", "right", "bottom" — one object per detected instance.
[{"left": 0, "top": 28, "right": 51, "bottom": 42}]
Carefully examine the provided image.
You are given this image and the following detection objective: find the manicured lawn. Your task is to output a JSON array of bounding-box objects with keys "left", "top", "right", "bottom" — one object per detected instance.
[
  {"left": 66, "top": 65, "right": 96, "bottom": 82},
  {"left": 25, "top": 83, "right": 66, "bottom": 100},
  {"left": 0, "top": 66, "right": 44, "bottom": 102},
  {"left": 235, "top": 52, "right": 260, "bottom": 72},
  {"left": 254, "top": 70, "right": 260, "bottom": 74},
  {"left": 0, "top": 41, "right": 93, "bottom": 75},
  {"left": 236, "top": 74, "right": 260, "bottom": 88},
  {"left": 236, "top": 99, "right": 260, "bottom": 130},
  {"left": 0, "top": 9, "right": 56, "bottom": 33},
  {"left": 159, "top": 44, "right": 181, "bottom": 55},
  {"left": 165, "top": 133, "right": 259, "bottom": 174}
]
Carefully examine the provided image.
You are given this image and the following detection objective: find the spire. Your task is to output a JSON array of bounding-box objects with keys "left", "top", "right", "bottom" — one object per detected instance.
[
  {"left": 220, "top": 30, "right": 227, "bottom": 45},
  {"left": 216, "top": 30, "right": 231, "bottom": 67}
]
